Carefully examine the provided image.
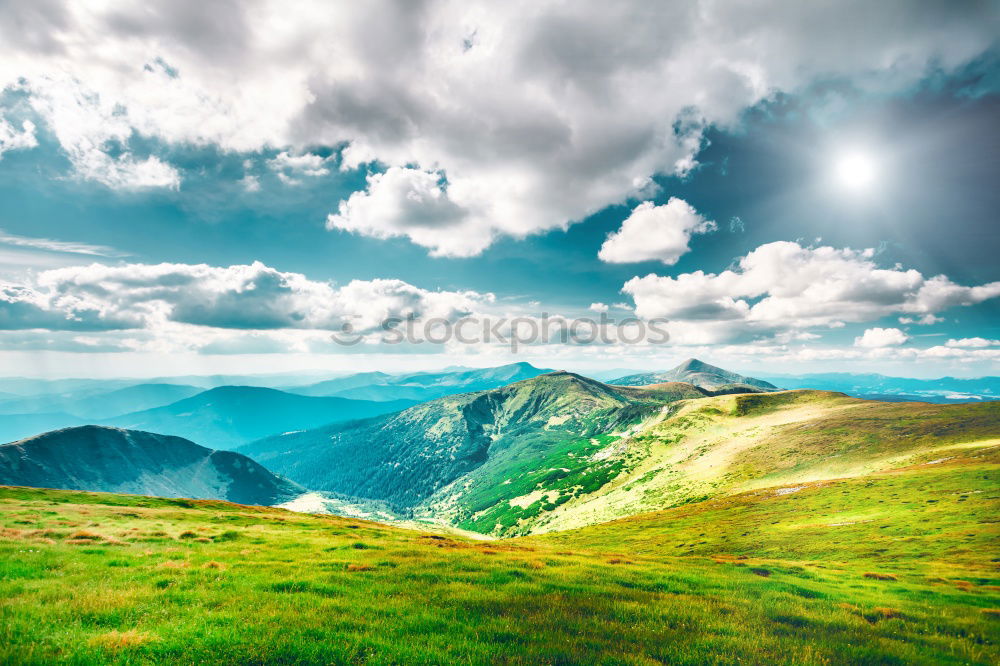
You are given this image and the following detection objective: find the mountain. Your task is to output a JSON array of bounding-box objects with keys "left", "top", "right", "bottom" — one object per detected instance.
[
  {"left": 0, "top": 425, "right": 303, "bottom": 505},
  {"left": 291, "top": 362, "right": 553, "bottom": 402},
  {"left": 608, "top": 358, "right": 779, "bottom": 391},
  {"left": 526, "top": 389, "right": 1000, "bottom": 534},
  {"left": 242, "top": 372, "right": 707, "bottom": 523},
  {"left": 244, "top": 371, "right": 1000, "bottom": 537},
  {"left": 0, "top": 383, "right": 203, "bottom": 419},
  {"left": 101, "top": 386, "right": 416, "bottom": 450}
]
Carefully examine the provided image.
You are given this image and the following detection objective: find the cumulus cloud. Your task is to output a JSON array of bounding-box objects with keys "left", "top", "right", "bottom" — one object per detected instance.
[
  {"left": 0, "top": 282, "right": 139, "bottom": 331},
  {"left": 599, "top": 199, "right": 716, "bottom": 265},
  {"left": 0, "top": 116, "right": 37, "bottom": 158},
  {"left": 327, "top": 167, "right": 483, "bottom": 256},
  {"left": 267, "top": 151, "right": 331, "bottom": 186},
  {"left": 623, "top": 241, "right": 1000, "bottom": 344},
  {"left": 945, "top": 337, "right": 999, "bottom": 348},
  {"left": 25, "top": 79, "right": 181, "bottom": 189},
  {"left": 854, "top": 327, "right": 909, "bottom": 348},
  {"left": 0, "top": 2, "right": 995, "bottom": 246},
  {"left": 899, "top": 314, "right": 944, "bottom": 325},
  {"left": 0, "top": 261, "right": 493, "bottom": 335}
]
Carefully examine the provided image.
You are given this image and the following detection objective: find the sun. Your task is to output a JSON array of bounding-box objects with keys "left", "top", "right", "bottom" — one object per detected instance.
[{"left": 834, "top": 151, "right": 877, "bottom": 191}]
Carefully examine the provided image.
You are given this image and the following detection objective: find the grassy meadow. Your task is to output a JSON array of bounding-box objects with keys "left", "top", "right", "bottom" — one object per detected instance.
[{"left": 1, "top": 442, "right": 998, "bottom": 665}]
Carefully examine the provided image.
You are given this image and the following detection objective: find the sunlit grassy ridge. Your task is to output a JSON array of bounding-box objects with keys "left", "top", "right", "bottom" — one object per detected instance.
[
  {"left": 1, "top": 442, "right": 997, "bottom": 665},
  {"left": 529, "top": 391, "right": 1000, "bottom": 534}
]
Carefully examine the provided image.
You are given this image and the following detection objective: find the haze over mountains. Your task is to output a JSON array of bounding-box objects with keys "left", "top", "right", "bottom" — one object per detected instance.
[
  {"left": 752, "top": 372, "right": 1000, "bottom": 403},
  {"left": 101, "top": 387, "right": 415, "bottom": 451},
  {"left": 0, "top": 426, "right": 302, "bottom": 505},
  {"left": 0, "top": 383, "right": 203, "bottom": 419},
  {"left": 289, "top": 362, "right": 553, "bottom": 402}
]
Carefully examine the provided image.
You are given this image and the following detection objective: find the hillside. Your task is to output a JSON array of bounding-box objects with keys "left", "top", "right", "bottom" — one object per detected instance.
[
  {"left": 243, "top": 373, "right": 713, "bottom": 530},
  {"left": 610, "top": 358, "right": 778, "bottom": 391},
  {"left": 0, "top": 441, "right": 996, "bottom": 663},
  {"left": 503, "top": 389, "right": 1000, "bottom": 535},
  {"left": 0, "top": 426, "right": 302, "bottom": 505},
  {"left": 244, "top": 372, "right": 686, "bottom": 508},
  {"left": 291, "top": 362, "right": 553, "bottom": 402},
  {"left": 244, "top": 372, "right": 1000, "bottom": 538},
  {"left": 101, "top": 386, "right": 415, "bottom": 450}
]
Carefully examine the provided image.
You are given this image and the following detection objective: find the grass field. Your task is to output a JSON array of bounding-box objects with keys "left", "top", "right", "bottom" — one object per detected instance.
[{"left": 1, "top": 443, "right": 998, "bottom": 664}]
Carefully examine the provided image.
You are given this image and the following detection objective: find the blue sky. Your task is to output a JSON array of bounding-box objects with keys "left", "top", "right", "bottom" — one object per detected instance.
[{"left": 0, "top": 2, "right": 998, "bottom": 378}]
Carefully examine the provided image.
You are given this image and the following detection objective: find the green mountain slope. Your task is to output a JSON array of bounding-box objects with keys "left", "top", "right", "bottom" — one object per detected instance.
[
  {"left": 244, "top": 372, "right": 679, "bottom": 509},
  {"left": 101, "top": 386, "right": 415, "bottom": 450},
  {"left": 243, "top": 373, "right": 710, "bottom": 527},
  {"left": 245, "top": 371, "right": 1000, "bottom": 538},
  {"left": 0, "top": 441, "right": 996, "bottom": 664},
  {"left": 0, "top": 425, "right": 303, "bottom": 505},
  {"left": 525, "top": 389, "right": 1000, "bottom": 534}
]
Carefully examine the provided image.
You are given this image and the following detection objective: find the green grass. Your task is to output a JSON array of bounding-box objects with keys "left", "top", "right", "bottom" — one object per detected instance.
[
  {"left": 455, "top": 433, "right": 625, "bottom": 534},
  {"left": 1, "top": 443, "right": 998, "bottom": 665}
]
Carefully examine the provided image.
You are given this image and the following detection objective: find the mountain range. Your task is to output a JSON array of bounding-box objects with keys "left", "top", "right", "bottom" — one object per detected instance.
[
  {"left": 0, "top": 425, "right": 302, "bottom": 505},
  {"left": 0, "top": 383, "right": 203, "bottom": 419},
  {"left": 608, "top": 358, "right": 779, "bottom": 391},
  {"left": 753, "top": 371, "right": 1000, "bottom": 402},
  {"left": 100, "top": 386, "right": 415, "bottom": 451},
  {"left": 289, "top": 361, "right": 553, "bottom": 402},
  {"left": 241, "top": 367, "right": 1000, "bottom": 536},
  {"left": 2, "top": 360, "right": 998, "bottom": 536}
]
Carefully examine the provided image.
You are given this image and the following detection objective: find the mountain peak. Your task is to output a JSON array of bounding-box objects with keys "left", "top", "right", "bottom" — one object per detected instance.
[
  {"left": 674, "top": 358, "right": 716, "bottom": 373},
  {"left": 608, "top": 360, "right": 778, "bottom": 392}
]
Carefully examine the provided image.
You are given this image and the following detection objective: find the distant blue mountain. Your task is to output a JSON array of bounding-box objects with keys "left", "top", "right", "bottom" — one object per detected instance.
[
  {"left": 291, "top": 362, "right": 553, "bottom": 402},
  {"left": 754, "top": 372, "right": 1000, "bottom": 403},
  {"left": 98, "top": 386, "right": 415, "bottom": 450},
  {"left": 0, "top": 383, "right": 202, "bottom": 419}
]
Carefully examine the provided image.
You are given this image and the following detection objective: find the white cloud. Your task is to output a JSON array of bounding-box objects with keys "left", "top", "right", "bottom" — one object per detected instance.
[
  {"left": 945, "top": 337, "right": 999, "bottom": 348},
  {"left": 0, "top": 116, "right": 37, "bottom": 158},
  {"left": 327, "top": 167, "right": 484, "bottom": 256},
  {"left": 25, "top": 78, "right": 181, "bottom": 189},
  {"left": 267, "top": 151, "right": 331, "bottom": 185},
  {"left": 0, "top": 2, "right": 994, "bottom": 243},
  {"left": 1, "top": 261, "right": 493, "bottom": 335},
  {"left": 589, "top": 302, "right": 609, "bottom": 313},
  {"left": 0, "top": 228, "right": 122, "bottom": 257},
  {"left": 899, "top": 314, "right": 944, "bottom": 325},
  {"left": 240, "top": 174, "right": 261, "bottom": 192},
  {"left": 623, "top": 241, "right": 1000, "bottom": 344},
  {"left": 855, "top": 327, "right": 908, "bottom": 348},
  {"left": 598, "top": 198, "right": 716, "bottom": 265}
]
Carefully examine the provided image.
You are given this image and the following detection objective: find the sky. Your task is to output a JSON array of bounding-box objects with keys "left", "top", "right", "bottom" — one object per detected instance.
[{"left": 0, "top": 0, "right": 998, "bottom": 379}]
